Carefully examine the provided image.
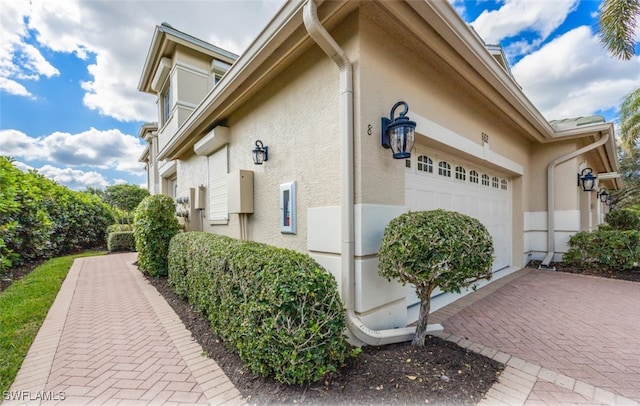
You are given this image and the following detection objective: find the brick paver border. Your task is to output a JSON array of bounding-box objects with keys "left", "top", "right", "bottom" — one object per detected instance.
[{"left": 8, "top": 257, "right": 83, "bottom": 398}]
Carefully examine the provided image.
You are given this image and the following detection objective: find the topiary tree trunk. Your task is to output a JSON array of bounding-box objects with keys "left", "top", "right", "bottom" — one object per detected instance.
[{"left": 379, "top": 210, "right": 494, "bottom": 346}]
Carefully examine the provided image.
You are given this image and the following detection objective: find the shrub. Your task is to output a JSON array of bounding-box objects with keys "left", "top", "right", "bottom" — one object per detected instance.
[
  {"left": 107, "top": 224, "right": 133, "bottom": 233},
  {"left": 564, "top": 229, "right": 640, "bottom": 270},
  {"left": 379, "top": 210, "right": 494, "bottom": 346},
  {"left": 133, "top": 195, "right": 180, "bottom": 277},
  {"left": 107, "top": 231, "right": 136, "bottom": 252},
  {"left": 0, "top": 157, "right": 113, "bottom": 272},
  {"left": 604, "top": 209, "right": 640, "bottom": 230},
  {"left": 168, "top": 232, "right": 353, "bottom": 385}
]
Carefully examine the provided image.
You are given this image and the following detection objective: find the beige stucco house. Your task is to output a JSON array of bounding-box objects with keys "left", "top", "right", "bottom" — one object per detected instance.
[{"left": 138, "top": 0, "right": 620, "bottom": 345}]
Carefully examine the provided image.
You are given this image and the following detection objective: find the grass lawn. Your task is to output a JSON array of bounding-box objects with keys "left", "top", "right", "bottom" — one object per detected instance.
[{"left": 0, "top": 251, "right": 105, "bottom": 394}]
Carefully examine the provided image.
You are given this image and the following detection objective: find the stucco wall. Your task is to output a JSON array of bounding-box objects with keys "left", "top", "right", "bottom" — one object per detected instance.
[{"left": 174, "top": 32, "right": 348, "bottom": 254}]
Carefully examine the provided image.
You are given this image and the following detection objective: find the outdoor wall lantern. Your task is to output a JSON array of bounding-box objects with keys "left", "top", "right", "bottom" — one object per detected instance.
[
  {"left": 598, "top": 188, "right": 609, "bottom": 203},
  {"left": 577, "top": 167, "right": 596, "bottom": 192},
  {"left": 252, "top": 140, "right": 268, "bottom": 165},
  {"left": 381, "top": 101, "right": 416, "bottom": 159}
]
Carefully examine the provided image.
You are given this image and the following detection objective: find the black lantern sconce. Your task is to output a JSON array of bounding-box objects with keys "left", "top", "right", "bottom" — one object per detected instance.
[
  {"left": 597, "top": 188, "right": 609, "bottom": 203},
  {"left": 252, "top": 140, "right": 268, "bottom": 165},
  {"left": 577, "top": 167, "right": 596, "bottom": 192},
  {"left": 381, "top": 101, "right": 416, "bottom": 159}
]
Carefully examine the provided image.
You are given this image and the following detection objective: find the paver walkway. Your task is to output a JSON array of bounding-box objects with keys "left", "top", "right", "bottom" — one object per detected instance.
[
  {"left": 431, "top": 268, "right": 640, "bottom": 406},
  {"left": 6, "top": 253, "right": 244, "bottom": 405}
]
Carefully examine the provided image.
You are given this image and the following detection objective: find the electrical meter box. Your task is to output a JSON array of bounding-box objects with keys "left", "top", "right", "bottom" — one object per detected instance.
[
  {"left": 228, "top": 170, "right": 254, "bottom": 214},
  {"left": 194, "top": 185, "right": 206, "bottom": 210}
]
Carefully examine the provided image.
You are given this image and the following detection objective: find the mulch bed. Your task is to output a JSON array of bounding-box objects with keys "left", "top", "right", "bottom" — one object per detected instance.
[
  {"left": 149, "top": 276, "right": 503, "bottom": 405},
  {"left": 528, "top": 260, "right": 640, "bottom": 283}
]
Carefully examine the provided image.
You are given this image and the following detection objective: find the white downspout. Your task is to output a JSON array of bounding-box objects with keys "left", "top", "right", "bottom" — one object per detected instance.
[
  {"left": 539, "top": 131, "right": 610, "bottom": 269},
  {"left": 303, "top": 0, "right": 424, "bottom": 345}
]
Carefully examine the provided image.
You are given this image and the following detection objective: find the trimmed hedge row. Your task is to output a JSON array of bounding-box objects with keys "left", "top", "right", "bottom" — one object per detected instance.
[
  {"left": 107, "top": 231, "right": 136, "bottom": 252},
  {"left": 564, "top": 229, "right": 640, "bottom": 270},
  {"left": 168, "top": 232, "right": 353, "bottom": 385},
  {"left": 1, "top": 157, "right": 113, "bottom": 273}
]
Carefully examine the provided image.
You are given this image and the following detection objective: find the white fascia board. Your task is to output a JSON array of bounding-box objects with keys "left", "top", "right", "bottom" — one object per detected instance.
[
  {"left": 403, "top": 1, "right": 554, "bottom": 141},
  {"left": 158, "top": 0, "right": 309, "bottom": 160}
]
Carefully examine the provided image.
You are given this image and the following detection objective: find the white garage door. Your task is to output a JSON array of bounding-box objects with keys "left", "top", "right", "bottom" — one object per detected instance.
[{"left": 404, "top": 148, "right": 512, "bottom": 272}]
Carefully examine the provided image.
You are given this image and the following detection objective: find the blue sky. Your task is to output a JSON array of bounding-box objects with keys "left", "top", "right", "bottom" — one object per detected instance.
[{"left": 1, "top": 0, "right": 639, "bottom": 190}]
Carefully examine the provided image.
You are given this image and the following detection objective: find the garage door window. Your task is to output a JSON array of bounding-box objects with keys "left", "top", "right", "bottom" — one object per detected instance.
[
  {"left": 492, "top": 177, "right": 499, "bottom": 188},
  {"left": 455, "top": 166, "right": 466, "bottom": 181},
  {"left": 501, "top": 179, "right": 508, "bottom": 190},
  {"left": 470, "top": 170, "right": 479, "bottom": 184},
  {"left": 417, "top": 155, "right": 433, "bottom": 173},
  {"left": 481, "top": 174, "right": 490, "bottom": 186},
  {"left": 438, "top": 161, "right": 451, "bottom": 177}
]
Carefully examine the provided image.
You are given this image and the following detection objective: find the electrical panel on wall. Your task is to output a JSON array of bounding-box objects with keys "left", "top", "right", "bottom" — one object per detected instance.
[
  {"left": 195, "top": 185, "right": 206, "bottom": 210},
  {"left": 280, "top": 181, "right": 296, "bottom": 234},
  {"left": 228, "top": 170, "right": 254, "bottom": 214}
]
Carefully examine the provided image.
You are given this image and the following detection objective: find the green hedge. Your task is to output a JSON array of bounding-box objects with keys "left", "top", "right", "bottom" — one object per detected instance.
[
  {"left": 107, "top": 231, "right": 136, "bottom": 252},
  {"left": 107, "top": 224, "right": 133, "bottom": 233},
  {"left": 133, "top": 194, "right": 180, "bottom": 277},
  {"left": 0, "top": 157, "right": 113, "bottom": 273},
  {"left": 604, "top": 209, "right": 640, "bottom": 230},
  {"left": 564, "top": 229, "right": 640, "bottom": 270},
  {"left": 168, "top": 232, "right": 353, "bottom": 385}
]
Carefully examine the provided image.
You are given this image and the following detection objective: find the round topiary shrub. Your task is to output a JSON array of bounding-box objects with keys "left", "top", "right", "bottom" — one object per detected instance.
[
  {"left": 605, "top": 209, "right": 640, "bottom": 231},
  {"left": 133, "top": 194, "right": 180, "bottom": 277},
  {"left": 379, "top": 209, "right": 494, "bottom": 346}
]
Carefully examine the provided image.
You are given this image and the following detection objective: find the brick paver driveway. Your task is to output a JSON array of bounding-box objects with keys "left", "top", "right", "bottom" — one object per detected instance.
[{"left": 436, "top": 269, "right": 640, "bottom": 404}]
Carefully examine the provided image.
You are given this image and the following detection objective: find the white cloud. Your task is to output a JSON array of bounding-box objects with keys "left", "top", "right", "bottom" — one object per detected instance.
[
  {"left": 512, "top": 26, "right": 640, "bottom": 120},
  {"left": 37, "top": 165, "right": 110, "bottom": 190},
  {"left": 471, "top": 0, "right": 579, "bottom": 45},
  {"left": 3, "top": 0, "right": 285, "bottom": 121},
  {"left": 0, "top": 127, "right": 146, "bottom": 175},
  {"left": 0, "top": 0, "right": 59, "bottom": 95},
  {"left": 0, "top": 77, "right": 33, "bottom": 97}
]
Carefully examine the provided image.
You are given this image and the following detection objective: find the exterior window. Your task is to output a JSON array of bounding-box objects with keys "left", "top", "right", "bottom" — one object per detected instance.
[
  {"left": 470, "top": 170, "right": 479, "bottom": 184},
  {"left": 455, "top": 166, "right": 466, "bottom": 181},
  {"left": 417, "top": 155, "right": 433, "bottom": 173},
  {"left": 492, "top": 176, "right": 499, "bottom": 188},
  {"left": 501, "top": 179, "right": 508, "bottom": 190},
  {"left": 481, "top": 174, "right": 490, "bottom": 186},
  {"left": 405, "top": 159, "right": 411, "bottom": 169},
  {"left": 438, "top": 161, "right": 451, "bottom": 177},
  {"left": 161, "top": 82, "right": 172, "bottom": 125},
  {"left": 212, "top": 59, "right": 232, "bottom": 86}
]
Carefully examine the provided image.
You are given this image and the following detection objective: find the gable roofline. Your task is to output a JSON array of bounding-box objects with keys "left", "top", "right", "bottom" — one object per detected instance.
[
  {"left": 138, "top": 22, "right": 239, "bottom": 93},
  {"left": 153, "top": 0, "right": 617, "bottom": 173}
]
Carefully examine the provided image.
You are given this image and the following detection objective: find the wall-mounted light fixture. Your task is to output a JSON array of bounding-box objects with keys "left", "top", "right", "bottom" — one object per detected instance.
[
  {"left": 252, "top": 140, "right": 268, "bottom": 165},
  {"left": 577, "top": 167, "right": 596, "bottom": 192},
  {"left": 598, "top": 188, "right": 609, "bottom": 203},
  {"left": 381, "top": 101, "right": 416, "bottom": 159}
]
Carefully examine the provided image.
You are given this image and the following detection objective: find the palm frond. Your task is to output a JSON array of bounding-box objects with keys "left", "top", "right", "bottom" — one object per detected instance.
[{"left": 598, "top": 0, "right": 640, "bottom": 60}]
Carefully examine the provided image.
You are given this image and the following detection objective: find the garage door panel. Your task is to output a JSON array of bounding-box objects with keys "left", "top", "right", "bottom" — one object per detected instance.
[{"left": 406, "top": 151, "right": 512, "bottom": 273}]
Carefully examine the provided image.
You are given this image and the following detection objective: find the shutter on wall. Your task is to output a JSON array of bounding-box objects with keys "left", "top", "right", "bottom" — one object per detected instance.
[{"left": 208, "top": 146, "right": 228, "bottom": 222}]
